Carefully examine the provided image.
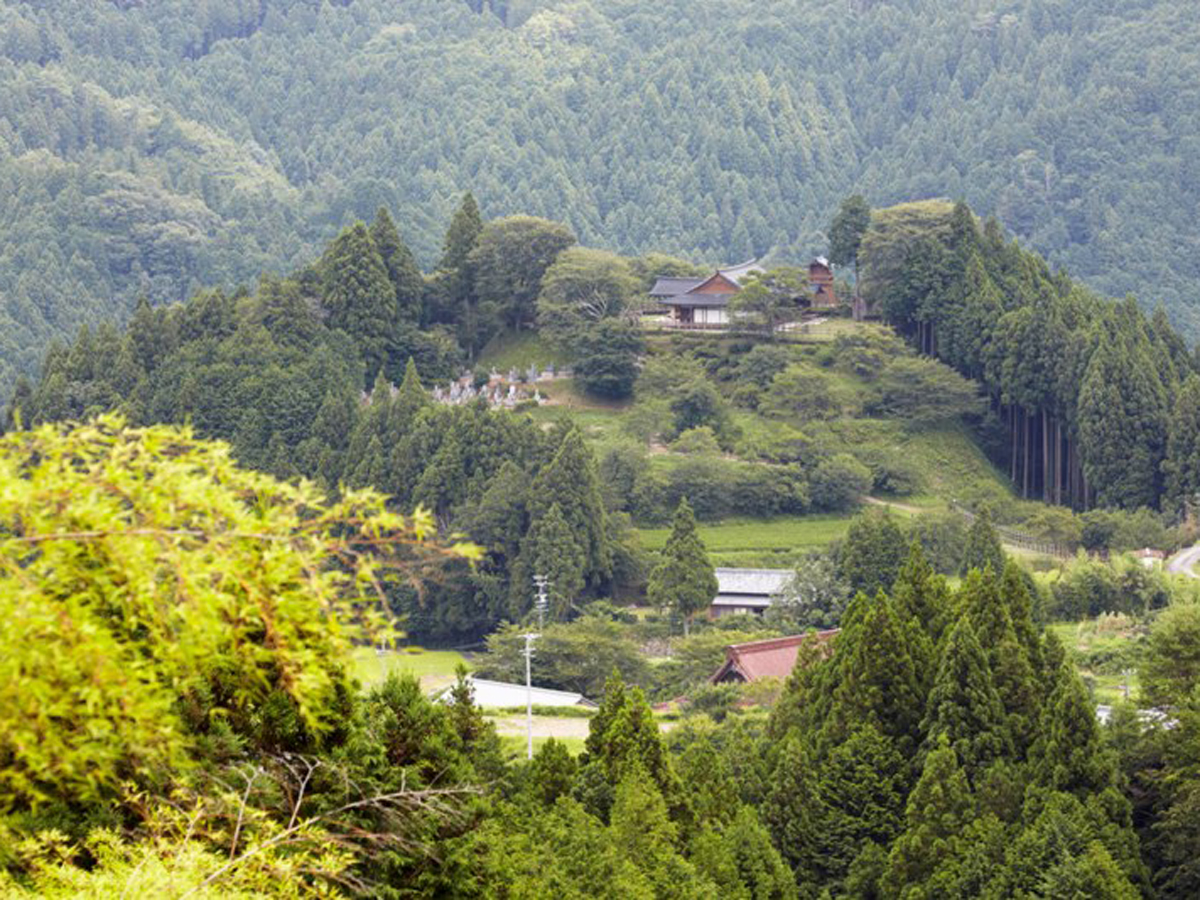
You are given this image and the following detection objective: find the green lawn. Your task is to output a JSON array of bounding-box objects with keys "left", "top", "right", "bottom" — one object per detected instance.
[
  {"left": 350, "top": 645, "right": 470, "bottom": 692},
  {"left": 498, "top": 734, "right": 587, "bottom": 758}
]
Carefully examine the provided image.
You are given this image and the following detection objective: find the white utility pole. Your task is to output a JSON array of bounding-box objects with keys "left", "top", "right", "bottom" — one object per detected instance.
[
  {"left": 533, "top": 574, "right": 550, "bottom": 630},
  {"left": 521, "top": 632, "right": 540, "bottom": 760}
]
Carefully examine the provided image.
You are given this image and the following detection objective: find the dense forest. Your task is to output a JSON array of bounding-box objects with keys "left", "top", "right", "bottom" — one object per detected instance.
[
  {"left": 857, "top": 199, "right": 1200, "bottom": 517},
  {"left": 2, "top": 0, "right": 1200, "bottom": 396},
  {"left": 7, "top": 421, "right": 1200, "bottom": 896}
]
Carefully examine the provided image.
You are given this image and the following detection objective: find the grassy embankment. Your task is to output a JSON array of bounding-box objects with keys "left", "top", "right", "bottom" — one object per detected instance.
[{"left": 484, "top": 327, "right": 1033, "bottom": 567}]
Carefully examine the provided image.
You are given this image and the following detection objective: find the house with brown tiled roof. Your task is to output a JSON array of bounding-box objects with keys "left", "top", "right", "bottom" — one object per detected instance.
[{"left": 709, "top": 630, "right": 839, "bottom": 685}]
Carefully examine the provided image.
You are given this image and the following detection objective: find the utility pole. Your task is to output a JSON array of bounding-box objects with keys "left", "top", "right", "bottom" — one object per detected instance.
[
  {"left": 532, "top": 574, "right": 550, "bottom": 630},
  {"left": 521, "top": 631, "right": 540, "bottom": 760}
]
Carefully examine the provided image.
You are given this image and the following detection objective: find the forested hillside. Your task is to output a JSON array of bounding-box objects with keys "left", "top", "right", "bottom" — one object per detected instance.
[{"left": 2, "top": 0, "right": 1199, "bottom": 395}]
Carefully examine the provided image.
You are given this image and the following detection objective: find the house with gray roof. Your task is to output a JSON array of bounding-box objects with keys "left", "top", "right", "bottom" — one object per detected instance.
[
  {"left": 649, "top": 260, "right": 764, "bottom": 329},
  {"left": 708, "top": 567, "right": 793, "bottom": 618}
]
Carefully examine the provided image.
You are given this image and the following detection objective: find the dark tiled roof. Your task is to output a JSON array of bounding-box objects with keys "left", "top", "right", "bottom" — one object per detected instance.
[
  {"left": 649, "top": 276, "right": 704, "bottom": 297},
  {"left": 718, "top": 259, "right": 765, "bottom": 285}
]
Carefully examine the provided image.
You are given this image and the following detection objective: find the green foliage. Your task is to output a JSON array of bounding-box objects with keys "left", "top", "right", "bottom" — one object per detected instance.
[
  {"left": 728, "top": 267, "right": 807, "bottom": 333},
  {"left": 961, "top": 510, "right": 1006, "bottom": 576},
  {"left": 868, "top": 356, "right": 984, "bottom": 425},
  {"left": 537, "top": 247, "right": 638, "bottom": 341},
  {"left": 322, "top": 222, "right": 398, "bottom": 385},
  {"left": 647, "top": 498, "right": 719, "bottom": 634},
  {"left": 1141, "top": 604, "right": 1200, "bottom": 708},
  {"left": 572, "top": 319, "right": 643, "bottom": 400},
  {"left": 478, "top": 618, "right": 647, "bottom": 697},
  {"left": 0, "top": 416, "right": 457, "bottom": 811},
  {"left": 470, "top": 215, "right": 576, "bottom": 339},
  {"left": 809, "top": 452, "right": 872, "bottom": 513},
  {"left": 838, "top": 509, "right": 908, "bottom": 597},
  {"left": 828, "top": 195, "right": 872, "bottom": 275}
]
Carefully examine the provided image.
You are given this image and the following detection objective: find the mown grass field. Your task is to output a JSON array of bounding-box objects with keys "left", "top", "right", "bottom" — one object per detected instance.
[
  {"left": 350, "top": 646, "right": 470, "bottom": 692},
  {"left": 635, "top": 514, "right": 861, "bottom": 567}
]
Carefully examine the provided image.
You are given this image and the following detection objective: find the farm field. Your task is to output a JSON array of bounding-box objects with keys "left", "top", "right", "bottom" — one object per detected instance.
[{"left": 635, "top": 514, "right": 860, "bottom": 567}]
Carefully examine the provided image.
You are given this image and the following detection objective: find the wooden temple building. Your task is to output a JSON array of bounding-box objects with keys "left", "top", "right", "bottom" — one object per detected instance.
[{"left": 649, "top": 258, "right": 838, "bottom": 329}]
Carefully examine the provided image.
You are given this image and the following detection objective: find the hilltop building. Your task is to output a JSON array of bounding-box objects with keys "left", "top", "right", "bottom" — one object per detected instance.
[
  {"left": 649, "top": 258, "right": 838, "bottom": 329},
  {"left": 649, "top": 260, "right": 764, "bottom": 329}
]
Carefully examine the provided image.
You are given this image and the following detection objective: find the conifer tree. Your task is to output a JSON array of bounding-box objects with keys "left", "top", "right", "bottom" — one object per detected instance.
[
  {"left": 350, "top": 434, "right": 386, "bottom": 488},
  {"left": 1078, "top": 331, "right": 1167, "bottom": 510},
  {"left": 370, "top": 207, "right": 424, "bottom": 323},
  {"left": 434, "top": 192, "right": 484, "bottom": 342},
  {"left": 610, "top": 764, "right": 707, "bottom": 898},
  {"left": 646, "top": 497, "right": 718, "bottom": 636},
  {"left": 838, "top": 510, "right": 908, "bottom": 596},
  {"left": 921, "top": 618, "right": 1014, "bottom": 775},
  {"left": 959, "top": 568, "right": 1041, "bottom": 757},
  {"left": 1031, "top": 662, "right": 1116, "bottom": 797},
  {"left": 882, "top": 735, "right": 977, "bottom": 897},
  {"left": 322, "top": 222, "right": 397, "bottom": 385},
  {"left": 892, "top": 542, "right": 949, "bottom": 646},
  {"left": 828, "top": 593, "right": 927, "bottom": 756},
  {"left": 529, "top": 426, "right": 611, "bottom": 587},
  {"left": 829, "top": 194, "right": 872, "bottom": 288},
  {"left": 528, "top": 737, "right": 578, "bottom": 807},
  {"left": 763, "top": 734, "right": 826, "bottom": 882},
  {"left": 815, "top": 723, "right": 907, "bottom": 883},
  {"left": 1164, "top": 373, "right": 1200, "bottom": 518},
  {"left": 529, "top": 502, "right": 586, "bottom": 620},
  {"left": 1000, "top": 559, "right": 1043, "bottom": 673},
  {"left": 395, "top": 356, "right": 429, "bottom": 422},
  {"left": 961, "top": 510, "right": 1005, "bottom": 575},
  {"left": 438, "top": 192, "right": 483, "bottom": 279},
  {"left": 127, "top": 295, "right": 167, "bottom": 373},
  {"left": 720, "top": 806, "right": 799, "bottom": 900}
]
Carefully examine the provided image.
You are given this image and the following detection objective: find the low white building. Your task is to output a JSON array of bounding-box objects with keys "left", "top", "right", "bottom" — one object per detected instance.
[{"left": 434, "top": 676, "right": 597, "bottom": 709}]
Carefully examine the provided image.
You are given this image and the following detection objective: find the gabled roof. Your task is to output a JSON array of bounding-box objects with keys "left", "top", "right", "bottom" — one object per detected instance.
[
  {"left": 710, "top": 631, "right": 839, "bottom": 684},
  {"left": 434, "top": 677, "right": 597, "bottom": 709},
  {"left": 717, "top": 259, "right": 765, "bottom": 285},
  {"left": 649, "top": 276, "right": 705, "bottom": 298},
  {"left": 715, "top": 567, "right": 792, "bottom": 598},
  {"left": 650, "top": 260, "right": 764, "bottom": 307}
]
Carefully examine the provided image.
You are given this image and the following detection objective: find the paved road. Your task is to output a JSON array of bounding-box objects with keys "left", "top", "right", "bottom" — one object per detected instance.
[{"left": 1168, "top": 544, "right": 1200, "bottom": 578}]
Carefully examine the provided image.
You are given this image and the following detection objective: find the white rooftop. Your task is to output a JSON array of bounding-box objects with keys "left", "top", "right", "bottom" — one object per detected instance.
[
  {"left": 715, "top": 567, "right": 792, "bottom": 597},
  {"left": 434, "top": 676, "right": 596, "bottom": 709}
]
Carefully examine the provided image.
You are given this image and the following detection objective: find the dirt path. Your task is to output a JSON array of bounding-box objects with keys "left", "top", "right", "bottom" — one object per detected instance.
[
  {"left": 1168, "top": 544, "right": 1200, "bottom": 578},
  {"left": 488, "top": 716, "right": 592, "bottom": 740},
  {"left": 487, "top": 715, "right": 676, "bottom": 740},
  {"left": 863, "top": 496, "right": 929, "bottom": 515}
]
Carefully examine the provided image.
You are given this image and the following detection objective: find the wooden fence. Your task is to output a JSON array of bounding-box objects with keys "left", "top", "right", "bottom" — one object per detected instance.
[{"left": 950, "top": 502, "right": 1074, "bottom": 560}]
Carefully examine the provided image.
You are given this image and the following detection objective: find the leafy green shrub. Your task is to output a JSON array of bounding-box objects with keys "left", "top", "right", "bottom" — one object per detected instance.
[
  {"left": 809, "top": 453, "right": 872, "bottom": 512},
  {"left": 684, "top": 683, "right": 742, "bottom": 722},
  {"left": 672, "top": 426, "right": 722, "bottom": 455}
]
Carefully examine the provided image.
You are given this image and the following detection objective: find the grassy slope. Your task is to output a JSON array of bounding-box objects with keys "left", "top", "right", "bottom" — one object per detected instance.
[
  {"left": 477, "top": 331, "right": 570, "bottom": 371},
  {"left": 490, "top": 321, "right": 1033, "bottom": 566}
]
